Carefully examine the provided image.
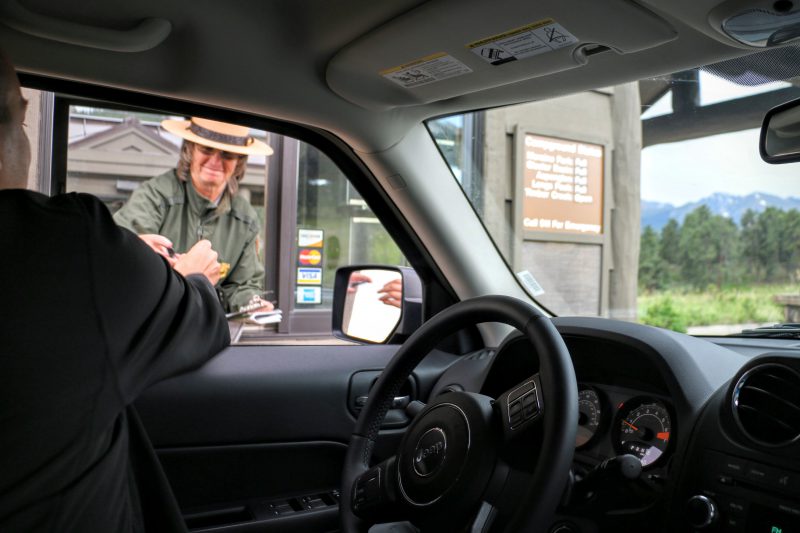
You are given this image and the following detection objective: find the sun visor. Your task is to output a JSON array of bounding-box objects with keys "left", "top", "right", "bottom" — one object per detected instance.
[{"left": 327, "top": 0, "right": 676, "bottom": 111}]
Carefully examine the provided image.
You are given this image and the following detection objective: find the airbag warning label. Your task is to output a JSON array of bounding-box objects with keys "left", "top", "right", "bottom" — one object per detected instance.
[
  {"left": 468, "top": 19, "right": 578, "bottom": 65},
  {"left": 381, "top": 52, "right": 472, "bottom": 88}
]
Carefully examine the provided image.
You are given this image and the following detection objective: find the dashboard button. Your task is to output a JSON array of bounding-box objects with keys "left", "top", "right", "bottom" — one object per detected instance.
[
  {"left": 722, "top": 497, "right": 747, "bottom": 517},
  {"left": 722, "top": 515, "right": 745, "bottom": 532},
  {"left": 522, "top": 391, "right": 536, "bottom": 407},
  {"left": 745, "top": 463, "right": 772, "bottom": 484},
  {"left": 745, "top": 462, "right": 792, "bottom": 492},
  {"left": 775, "top": 471, "right": 800, "bottom": 496},
  {"left": 778, "top": 503, "right": 800, "bottom": 516},
  {"left": 686, "top": 495, "right": 717, "bottom": 529},
  {"left": 705, "top": 451, "right": 748, "bottom": 480},
  {"left": 716, "top": 475, "right": 734, "bottom": 486},
  {"left": 521, "top": 392, "right": 539, "bottom": 419},
  {"left": 508, "top": 381, "right": 534, "bottom": 402},
  {"left": 720, "top": 456, "right": 748, "bottom": 477}
]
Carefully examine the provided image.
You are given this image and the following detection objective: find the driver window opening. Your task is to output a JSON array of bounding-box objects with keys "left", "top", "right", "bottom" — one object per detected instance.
[{"left": 24, "top": 95, "right": 409, "bottom": 343}]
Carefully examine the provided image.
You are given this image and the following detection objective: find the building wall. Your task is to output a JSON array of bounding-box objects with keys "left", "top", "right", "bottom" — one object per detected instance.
[
  {"left": 22, "top": 88, "right": 41, "bottom": 190},
  {"left": 521, "top": 241, "right": 602, "bottom": 315},
  {"left": 63, "top": 115, "right": 268, "bottom": 209}
]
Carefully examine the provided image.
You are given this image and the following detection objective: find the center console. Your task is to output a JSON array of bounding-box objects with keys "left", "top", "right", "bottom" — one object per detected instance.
[
  {"left": 686, "top": 450, "right": 800, "bottom": 532},
  {"left": 677, "top": 357, "right": 800, "bottom": 533}
]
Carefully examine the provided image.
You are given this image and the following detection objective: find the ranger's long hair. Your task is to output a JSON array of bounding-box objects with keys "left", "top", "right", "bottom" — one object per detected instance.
[{"left": 176, "top": 140, "right": 248, "bottom": 195}]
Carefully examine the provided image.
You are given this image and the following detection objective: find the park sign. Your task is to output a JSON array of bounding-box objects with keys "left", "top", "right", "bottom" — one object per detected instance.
[{"left": 522, "top": 133, "right": 604, "bottom": 235}]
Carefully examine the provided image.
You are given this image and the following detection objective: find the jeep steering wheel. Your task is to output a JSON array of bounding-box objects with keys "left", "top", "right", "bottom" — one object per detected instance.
[{"left": 340, "top": 295, "right": 578, "bottom": 532}]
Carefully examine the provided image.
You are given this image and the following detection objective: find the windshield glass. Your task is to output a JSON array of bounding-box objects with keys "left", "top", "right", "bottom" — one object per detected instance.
[{"left": 428, "top": 52, "right": 800, "bottom": 335}]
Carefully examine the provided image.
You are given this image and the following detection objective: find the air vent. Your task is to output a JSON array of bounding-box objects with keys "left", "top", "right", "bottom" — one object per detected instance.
[{"left": 732, "top": 363, "right": 800, "bottom": 446}]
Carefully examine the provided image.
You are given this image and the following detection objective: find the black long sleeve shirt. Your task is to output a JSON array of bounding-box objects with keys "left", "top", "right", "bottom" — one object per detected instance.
[{"left": 0, "top": 190, "right": 230, "bottom": 532}]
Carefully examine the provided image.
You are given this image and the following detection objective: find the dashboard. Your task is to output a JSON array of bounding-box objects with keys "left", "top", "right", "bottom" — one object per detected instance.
[
  {"left": 476, "top": 330, "right": 677, "bottom": 470},
  {"left": 427, "top": 316, "right": 800, "bottom": 532}
]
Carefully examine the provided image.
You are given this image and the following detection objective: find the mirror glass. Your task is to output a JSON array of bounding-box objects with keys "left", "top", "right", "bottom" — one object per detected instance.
[
  {"left": 342, "top": 269, "right": 402, "bottom": 343},
  {"left": 763, "top": 102, "right": 800, "bottom": 160}
]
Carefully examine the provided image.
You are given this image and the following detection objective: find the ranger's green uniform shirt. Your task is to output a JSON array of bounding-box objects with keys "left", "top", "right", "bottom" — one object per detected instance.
[{"left": 113, "top": 170, "right": 264, "bottom": 312}]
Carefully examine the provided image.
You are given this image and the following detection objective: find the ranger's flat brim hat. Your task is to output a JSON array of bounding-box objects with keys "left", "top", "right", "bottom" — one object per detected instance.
[{"left": 162, "top": 117, "right": 273, "bottom": 156}]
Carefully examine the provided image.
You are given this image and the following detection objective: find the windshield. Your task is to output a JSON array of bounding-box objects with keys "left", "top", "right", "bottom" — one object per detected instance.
[{"left": 428, "top": 51, "right": 800, "bottom": 336}]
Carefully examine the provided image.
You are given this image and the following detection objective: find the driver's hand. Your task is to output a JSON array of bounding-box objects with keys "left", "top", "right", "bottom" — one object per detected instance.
[{"left": 174, "top": 240, "right": 221, "bottom": 286}]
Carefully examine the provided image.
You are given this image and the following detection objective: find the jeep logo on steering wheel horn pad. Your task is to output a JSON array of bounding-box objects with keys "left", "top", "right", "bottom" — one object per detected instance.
[{"left": 413, "top": 427, "right": 447, "bottom": 477}]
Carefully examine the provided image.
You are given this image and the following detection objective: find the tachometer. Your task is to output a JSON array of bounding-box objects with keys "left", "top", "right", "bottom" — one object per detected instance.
[
  {"left": 576, "top": 387, "right": 602, "bottom": 448},
  {"left": 615, "top": 398, "right": 672, "bottom": 467}
]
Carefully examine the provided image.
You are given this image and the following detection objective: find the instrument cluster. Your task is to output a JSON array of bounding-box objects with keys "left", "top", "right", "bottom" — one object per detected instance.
[{"left": 576, "top": 385, "right": 674, "bottom": 468}]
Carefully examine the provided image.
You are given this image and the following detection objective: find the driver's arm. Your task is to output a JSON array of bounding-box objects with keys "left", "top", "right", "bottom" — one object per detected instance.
[{"left": 79, "top": 193, "right": 230, "bottom": 403}]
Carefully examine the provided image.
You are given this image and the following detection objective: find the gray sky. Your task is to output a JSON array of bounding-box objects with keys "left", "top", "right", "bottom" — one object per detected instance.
[{"left": 640, "top": 73, "right": 800, "bottom": 205}]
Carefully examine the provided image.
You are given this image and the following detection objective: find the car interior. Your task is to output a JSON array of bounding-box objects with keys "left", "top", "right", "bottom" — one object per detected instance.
[{"left": 5, "top": 0, "right": 800, "bottom": 532}]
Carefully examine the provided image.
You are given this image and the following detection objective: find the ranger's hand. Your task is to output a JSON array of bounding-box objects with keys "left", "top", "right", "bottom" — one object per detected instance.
[
  {"left": 138, "top": 234, "right": 177, "bottom": 266},
  {"left": 174, "top": 240, "right": 221, "bottom": 286},
  {"left": 347, "top": 272, "right": 372, "bottom": 293},
  {"left": 247, "top": 296, "right": 275, "bottom": 312},
  {"left": 378, "top": 279, "right": 402, "bottom": 308}
]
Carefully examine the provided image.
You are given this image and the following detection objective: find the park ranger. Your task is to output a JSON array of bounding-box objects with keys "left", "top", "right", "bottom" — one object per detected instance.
[{"left": 114, "top": 117, "right": 274, "bottom": 313}]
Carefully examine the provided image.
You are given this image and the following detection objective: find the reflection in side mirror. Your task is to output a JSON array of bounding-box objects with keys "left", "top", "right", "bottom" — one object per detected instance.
[
  {"left": 341, "top": 269, "right": 403, "bottom": 343},
  {"left": 332, "top": 266, "right": 422, "bottom": 344},
  {"left": 761, "top": 97, "right": 800, "bottom": 163}
]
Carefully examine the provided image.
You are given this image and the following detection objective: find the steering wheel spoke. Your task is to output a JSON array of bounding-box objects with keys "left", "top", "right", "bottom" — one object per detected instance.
[
  {"left": 467, "top": 500, "right": 499, "bottom": 533},
  {"left": 495, "top": 374, "right": 544, "bottom": 442},
  {"left": 405, "top": 400, "right": 426, "bottom": 419},
  {"left": 352, "top": 456, "right": 405, "bottom": 525}
]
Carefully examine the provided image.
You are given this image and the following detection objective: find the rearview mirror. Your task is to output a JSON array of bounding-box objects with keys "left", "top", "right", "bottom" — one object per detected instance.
[
  {"left": 332, "top": 266, "right": 422, "bottom": 343},
  {"left": 760, "top": 97, "right": 800, "bottom": 163}
]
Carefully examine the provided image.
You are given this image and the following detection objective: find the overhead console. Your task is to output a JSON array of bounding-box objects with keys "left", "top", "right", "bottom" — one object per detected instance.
[
  {"left": 637, "top": 0, "right": 800, "bottom": 50},
  {"left": 326, "top": 0, "right": 676, "bottom": 110}
]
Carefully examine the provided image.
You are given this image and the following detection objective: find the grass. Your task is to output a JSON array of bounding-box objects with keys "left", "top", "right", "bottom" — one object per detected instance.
[{"left": 637, "top": 283, "right": 794, "bottom": 332}]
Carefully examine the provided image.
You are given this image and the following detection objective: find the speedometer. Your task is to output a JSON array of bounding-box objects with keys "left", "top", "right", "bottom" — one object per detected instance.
[
  {"left": 576, "top": 387, "right": 602, "bottom": 448},
  {"left": 615, "top": 398, "right": 672, "bottom": 467}
]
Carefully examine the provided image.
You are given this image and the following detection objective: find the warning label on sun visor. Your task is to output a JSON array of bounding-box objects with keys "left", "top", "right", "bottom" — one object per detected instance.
[
  {"left": 381, "top": 52, "right": 472, "bottom": 88},
  {"left": 468, "top": 19, "right": 578, "bottom": 66}
]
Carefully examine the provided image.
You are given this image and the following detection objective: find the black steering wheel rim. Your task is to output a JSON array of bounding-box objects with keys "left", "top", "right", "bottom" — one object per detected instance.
[{"left": 340, "top": 295, "right": 578, "bottom": 533}]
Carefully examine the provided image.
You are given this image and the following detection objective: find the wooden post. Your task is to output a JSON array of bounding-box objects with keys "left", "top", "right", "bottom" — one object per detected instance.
[{"left": 608, "top": 82, "right": 642, "bottom": 322}]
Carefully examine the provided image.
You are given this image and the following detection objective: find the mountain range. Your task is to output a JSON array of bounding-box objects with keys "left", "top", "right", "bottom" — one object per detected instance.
[{"left": 641, "top": 192, "right": 800, "bottom": 231}]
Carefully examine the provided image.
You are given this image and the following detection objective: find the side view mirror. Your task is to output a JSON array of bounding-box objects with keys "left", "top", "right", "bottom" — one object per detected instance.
[
  {"left": 332, "top": 265, "right": 422, "bottom": 344},
  {"left": 760, "top": 97, "right": 800, "bottom": 163}
]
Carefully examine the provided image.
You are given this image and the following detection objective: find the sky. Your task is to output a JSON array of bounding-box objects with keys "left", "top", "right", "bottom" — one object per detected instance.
[{"left": 640, "top": 72, "right": 800, "bottom": 206}]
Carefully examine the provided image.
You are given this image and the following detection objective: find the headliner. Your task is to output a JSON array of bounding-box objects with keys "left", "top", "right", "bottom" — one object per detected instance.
[{"left": 0, "top": 0, "right": 766, "bottom": 152}]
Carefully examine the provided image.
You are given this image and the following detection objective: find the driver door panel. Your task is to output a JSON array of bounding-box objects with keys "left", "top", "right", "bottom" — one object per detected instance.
[{"left": 135, "top": 343, "right": 444, "bottom": 532}]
